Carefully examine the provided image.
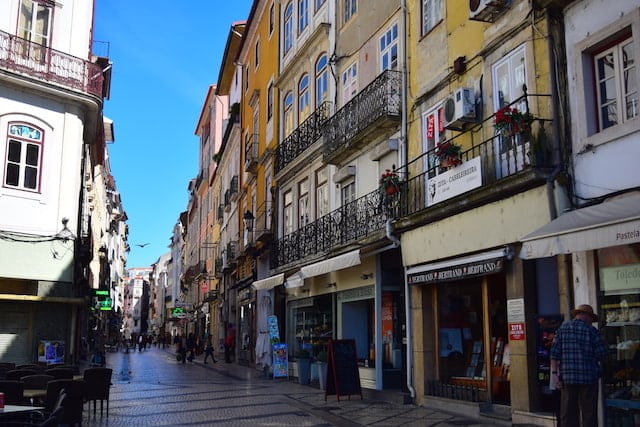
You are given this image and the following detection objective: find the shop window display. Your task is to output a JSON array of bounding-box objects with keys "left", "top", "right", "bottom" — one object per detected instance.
[
  {"left": 436, "top": 278, "right": 509, "bottom": 404},
  {"left": 289, "top": 294, "right": 333, "bottom": 360},
  {"left": 599, "top": 244, "right": 640, "bottom": 425}
]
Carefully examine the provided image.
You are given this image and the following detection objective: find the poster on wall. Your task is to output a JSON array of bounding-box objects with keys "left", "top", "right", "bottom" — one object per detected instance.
[
  {"left": 272, "top": 343, "right": 288, "bottom": 378},
  {"left": 38, "top": 340, "right": 65, "bottom": 363}
]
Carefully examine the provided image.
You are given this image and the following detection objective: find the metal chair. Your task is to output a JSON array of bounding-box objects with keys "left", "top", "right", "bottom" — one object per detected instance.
[
  {"left": 22, "top": 374, "right": 55, "bottom": 390},
  {"left": 83, "top": 367, "right": 113, "bottom": 417}
]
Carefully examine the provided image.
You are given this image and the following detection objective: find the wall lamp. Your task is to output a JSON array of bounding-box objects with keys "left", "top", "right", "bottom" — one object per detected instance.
[
  {"left": 360, "top": 273, "right": 374, "bottom": 280},
  {"left": 243, "top": 210, "right": 254, "bottom": 232},
  {"left": 327, "top": 282, "right": 337, "bottom": 288}
]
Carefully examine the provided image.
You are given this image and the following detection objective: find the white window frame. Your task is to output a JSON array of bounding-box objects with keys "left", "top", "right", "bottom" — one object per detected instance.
[
  {"left": 19, "top": 0, "right": 52, "bottom": 46},
  {"left": 283, "top": 190, "right": 293, "bottom": 236},
  {"left": 269, "top": 3, "right": 275, "bottom": 36},
  {"left": 344, "top": 0, "right": 357, "bottom": 25},
  {"left": 299, "top": 74, "right": 310, "bottom": 122},
  {"left": 284, "top": 2, "right": 294, "bottom": 54},
  {"left": 254, "top": 39, "right": 260, "bottom": 69},
  {"left": 316, "top": 168, "right": 329, "bottom": 218},
  {"left": 284, "top": 91, "right": 294, "bottom": 136},
  {"left": 316, "top": 54, "right": 329, "bottom": 107},
  {"left": 422, "top": 0, "right": 442, "bottom": 36},
  {"left": 298, "top": 178, "right": 309, "bottom": 227},
  {"left": 342, "top": 61, "right": 358, "bottom": 104},
  {"left": 267, "top": 81, "right": 274, "bottom": 121},
  {"left": 315, "top": 0, "right": 326, "bottom": 13},
  {"left": 491, "top": 45, "right": 527, "bottom": 111},
  {"left": 4, "top": 122, "right": 44, "bottom": 192},
  {"left": 594, "top": 37, "right": 638, "bottom": 131},
  {"left": 298, "top": 0, "right": 309, "bottom": 34},
  {"left": 380, "top": 22, "right": 399, "bottom": 72}
]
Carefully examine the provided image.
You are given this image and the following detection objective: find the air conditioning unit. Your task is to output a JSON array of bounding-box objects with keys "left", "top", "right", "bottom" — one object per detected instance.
[
  {"left": 443, "top": 88, "right": 476, "bottom": 130},
  {"left": 469, "top": 0, "right": 507, "bottom": 22}
]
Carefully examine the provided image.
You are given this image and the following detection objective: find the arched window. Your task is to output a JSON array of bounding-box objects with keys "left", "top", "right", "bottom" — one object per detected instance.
[
  {"left": 284, "top": 92, "right": 294, "bottom": 136},
  {"left": 284, "top": 2, "right": 293, "bottom": 53},
  {"left": 5, "top": 122, "right": 44, "bottom": 192},
  {"left": 298, "top": 74, "right": 310, "bottom": 122},
  {"left": 315, "top": 54, "right": 328, "bottom": 107}
]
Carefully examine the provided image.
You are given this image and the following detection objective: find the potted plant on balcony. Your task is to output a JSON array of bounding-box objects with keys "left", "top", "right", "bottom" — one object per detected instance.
[
  {"left": 379, "top": 169, "right": 400, "bottom": 196},
  {"left": 435, "top": 141, "right": 462, "bottom": 168},
  {"left": 494, "top": 106, "right": 534, "bottom": 137}
]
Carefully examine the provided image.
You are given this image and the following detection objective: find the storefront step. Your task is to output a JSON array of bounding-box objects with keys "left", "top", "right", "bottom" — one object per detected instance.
[{"left": 478, "top": 403, "right": 512, "bottom": 424}]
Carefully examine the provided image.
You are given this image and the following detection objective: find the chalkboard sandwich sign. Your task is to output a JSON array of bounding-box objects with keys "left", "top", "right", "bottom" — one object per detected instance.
[{"left": 325, "top": 339, "right": 363, "bottom": 401}]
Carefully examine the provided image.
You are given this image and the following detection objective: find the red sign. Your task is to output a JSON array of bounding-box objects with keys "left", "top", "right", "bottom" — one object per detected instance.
[
  {"left": 508, "top": 322, "right": 526, "bottom": 341},
  {"left": 200, "top": 281, "right": 208, "bottom": 293}
]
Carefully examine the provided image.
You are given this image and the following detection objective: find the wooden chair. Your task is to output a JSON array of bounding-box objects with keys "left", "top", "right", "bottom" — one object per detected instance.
[
  {"left": 0, "top": 379, "right": 25, "bottom": 404},
  {"left": 5, "top": 369, "right": 37, "bottom": 380},
  {"left": 83, "top": 367, "right": 113, "bottom": 417}
]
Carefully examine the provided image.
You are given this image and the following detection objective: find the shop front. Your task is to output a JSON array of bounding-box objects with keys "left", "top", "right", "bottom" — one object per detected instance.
[
  {"left": 237, "top": 286, "right": 255, "bottom": 365},
  {"left": 408, "top": 249, "right": 511, "bottom": 405},
  {"left": 520, "top": 191, "right": 640, "bottom": 426}
]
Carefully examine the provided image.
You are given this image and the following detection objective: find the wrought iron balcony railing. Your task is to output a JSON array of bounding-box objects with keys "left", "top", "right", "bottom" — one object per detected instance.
[
  {"left": 244, "top": 134, "right": 259, "bottom": 173},
  {"left": 275, "top": 102, "right": 332, "bottom": 173},
  {"left": 323, "top": 69, "right": 401, "bottom": 164},
  {"left": 271, "top": 92, "right": 553, "bottom": 270},
  {"left": 0, "top": 29, "right": 104, "bottom": 97}
]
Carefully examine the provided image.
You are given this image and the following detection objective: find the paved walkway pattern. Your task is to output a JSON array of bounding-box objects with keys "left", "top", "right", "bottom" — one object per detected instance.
[{"left": 78, "top": 347, "right": 508, "bottom": 426}]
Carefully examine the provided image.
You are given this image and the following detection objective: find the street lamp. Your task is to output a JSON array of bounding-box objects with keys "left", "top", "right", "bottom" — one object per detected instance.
[{"left": 243, "top": 210, "right": 254, "bottom": 232}]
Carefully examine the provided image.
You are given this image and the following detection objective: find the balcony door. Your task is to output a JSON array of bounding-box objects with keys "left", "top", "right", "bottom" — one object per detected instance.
[
  {"left": 492, "top": 45, "right": 528, "bottom": 177},
  {"left": 16, "top": 0, "right": 52, "bottom": 68},
  {"left": 422, "top": 106, "right": 446, "bottom": 206}
]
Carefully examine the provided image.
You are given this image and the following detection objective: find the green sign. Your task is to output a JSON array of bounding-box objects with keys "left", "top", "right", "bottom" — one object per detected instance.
[{"left": 93, "top": 289, "right": 109, "bottom": 297}]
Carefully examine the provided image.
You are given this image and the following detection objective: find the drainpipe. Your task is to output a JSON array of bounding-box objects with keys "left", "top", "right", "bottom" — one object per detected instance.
[
  {"left": 400, "top": 0, "right": 415, "bottom": 402},
  {"left": 545, "top": 9, "right": 563, "bottom": 220}
]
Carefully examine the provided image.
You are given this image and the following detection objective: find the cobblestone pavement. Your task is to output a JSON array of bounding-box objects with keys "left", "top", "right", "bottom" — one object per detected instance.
[{"left": 79, "top": 347, "right": 508, "bottom": 426}]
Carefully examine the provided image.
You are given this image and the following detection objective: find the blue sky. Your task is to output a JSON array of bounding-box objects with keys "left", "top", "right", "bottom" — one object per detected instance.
[{"left": 94, "top": 1, "right": 253, "bottom": 268}]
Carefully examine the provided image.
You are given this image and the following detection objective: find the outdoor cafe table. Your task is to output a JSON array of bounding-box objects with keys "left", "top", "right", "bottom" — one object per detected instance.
[{"left": 0, "top": 404, "right": 45, "bottom": 415}]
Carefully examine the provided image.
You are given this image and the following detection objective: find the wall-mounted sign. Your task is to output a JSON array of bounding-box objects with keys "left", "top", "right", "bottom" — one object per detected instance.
[
  {"left": 408, "top": 257, "right": 504, "bottom": 285},
  {"left": 428, "top": 156, "right": 482, "bottom": 205},
  {"left": 509, "top": 322, "right": 526, "bottom": 340}
]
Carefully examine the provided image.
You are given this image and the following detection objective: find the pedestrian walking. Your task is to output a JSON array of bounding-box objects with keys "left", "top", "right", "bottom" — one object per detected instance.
[
  {"left": 550, "top": 304, "right": 608, "bottom": 427},
  {"left": 203, "top": 336, "right": 218, "bottom": 364},
  {"left": 224, "top": 323, "right": 236, "bottom": 363},
  {"left": 177, "top": 335, "right": 187, "bottom": 364},
  {"left": 186, "top": 333, "right": 196, "bottom": 362}
]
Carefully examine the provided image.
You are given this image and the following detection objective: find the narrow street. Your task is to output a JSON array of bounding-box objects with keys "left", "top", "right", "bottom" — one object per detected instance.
[{"left": 81, "top": 346, "right": 507, "bottom": 426}]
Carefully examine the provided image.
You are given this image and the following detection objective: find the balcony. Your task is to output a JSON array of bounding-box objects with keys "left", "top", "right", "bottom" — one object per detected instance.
[
  {"left": 271, "top": 93, "right": 553, "bottom": 270},
  {"left": 275, "top": 102, "right": 332, "bottom": 173},
  {"left": 217, "top": 205, "right": 224, "bottom": 223},
  {"left": 254, "top": 201, "right": 274, "bottom": 243},
  {"left": 214, "top": 258, "right": 223, "bottom": 277},
  {"left": 323, "top": 70, "right": 401, "bottom": 165},
  {"left": 0, "top": 29, "right": 104, "bottom": 98},
  {"left": 244, "top": 134, "right": 259, "bottom": 174},
  {"left": 230, "top": 175, "right": 239, "bottom": 201}
]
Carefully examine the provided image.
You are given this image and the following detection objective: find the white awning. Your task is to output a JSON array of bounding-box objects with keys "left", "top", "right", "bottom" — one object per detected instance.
[
  {"left": 284, "top": 272, "right": 304, "bottom": 289},
  {"left": 520, "top": 192, "right": 640, "bottom": 259},
  {"left": 300, "top": 249, "right": 361, "bottom": 278},
  {"left": 252, "top": 273, "right": 285, "bottom": 290}
]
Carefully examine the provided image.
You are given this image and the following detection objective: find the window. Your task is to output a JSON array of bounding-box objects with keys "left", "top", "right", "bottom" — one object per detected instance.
[
  {"left": 422, "top": 0, "right": 442, "bottom": 35},
  {"left": 284, "top": 91, "right": 294, "bottom": 136},
  {"left": 244, "top": 64, "right": 250, "bottom": 93},
  {"left": 316, "top": 54, "right": 328, "bottom": 106},
  {"left": 341, "top": 180, "right": 356, "bottom": 205},
  {"left": 594, "top": 36, "right": 638, "bottom": 131},
  {"left": 299, "top": 74, "right": 310, "bottom": 122},
  {"left": 380, "top": 23, "right": 398, "bottom": 71},
  {"left": 422, "top": 106, "right": 445, "bottom": 171},
  {"left": 284, "top": 2, "right": 294, "bottom": 54},
  {"left": 299, "top": 178, "right": 309, "bottom": 227},
  {"left": 299, "top": 0, "right": 308, "bottom": 34},
  {"left": 269, "top": 3, "right": 275, "bottom": 35},
  {"left": 342, "top": 61, "right": 358, "bottom": 103},
  {"left": 344, "top": 0, "right": 357, "bottom": 24},
  {"left": 254, "top": 39, "right": 260, "bottom": 69},
  {"left": 315, "top": 0, "right": 326, "bottom": 12},
  {"left": 267, "top": 81, "right": 274, "bottom": 121},
  {"left": 316, "top": 168, "right": 329, "bottom": 218},
  {"left": 19, "top": 0, "right": 51, "bottom": 46},
  {"left": 492, "top": 45, "right": 527, "bottom": 111},
  {"left": 284, "top": 190, "right": 293, "bottom": 235},
  {"left": 4, "top": 122, "right": 43, "bottom": 192}
]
